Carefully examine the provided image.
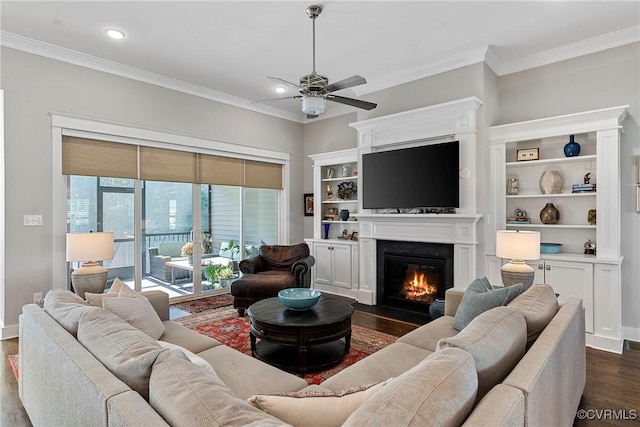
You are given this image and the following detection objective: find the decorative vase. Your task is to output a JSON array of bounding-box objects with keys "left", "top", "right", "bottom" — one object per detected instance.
[
  {"left": 540, "top": 203, "right": 560, "bottom": 224},
  {"left": 564, "top": 135, "right": 581, "bottom": 157},
  {"left": 187, "top": 256, "right": 193, "bottom": 265},
  {"left": 339, "top": 209, "right": 350, "bottom": 221},
  {"left": 539, "top": 170, "right": 562, "bottom": 194},
  {"left": 322, "top": 223, "right": 331, "bottom": 239}
]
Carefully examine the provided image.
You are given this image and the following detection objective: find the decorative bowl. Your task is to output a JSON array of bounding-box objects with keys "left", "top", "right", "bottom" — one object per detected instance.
[
  {"left": 278, "top": 288, "right": 321, "bottom": 310},
  {"left": 540, "top": 243, "right": 562, "bottom": 254}
]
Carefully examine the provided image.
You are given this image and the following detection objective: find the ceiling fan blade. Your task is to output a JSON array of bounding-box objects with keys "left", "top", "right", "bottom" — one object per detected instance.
[
  {"left": 325, "top": 75, "right": 367, "bottom": 93},
  {"left": 327, "top": 95, "right": 377, "bottom": 110},
  {"left": 251, "top": 95, "right": 301, "bottom": 104},
  {"left": 266, "top": 76, "right": 302, "bottom": 89}
]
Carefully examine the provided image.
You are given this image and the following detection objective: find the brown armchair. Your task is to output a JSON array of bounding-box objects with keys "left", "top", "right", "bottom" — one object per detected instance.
[{"left": 230, "top": 243, "right": 315, "bottom": 316}]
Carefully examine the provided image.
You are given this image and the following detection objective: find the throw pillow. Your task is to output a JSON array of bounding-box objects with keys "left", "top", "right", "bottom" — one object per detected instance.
[
  {"left": 343, "top": 347, "right": 477, "bottom": 427},
  {"left": 108, "top": 277, "right": 127, "bottom": 294},
  {"left": 77, "top": 308, "right": 166, "bottom": 400},
  {"left": 508, "top": 284, "right": 559, "bottom": 345},
  {"left": 149, "top": 350, "right": 289, "bottom": 427},
  {"left": 85, "top": 292, "right": 118, "bottom": 307},
  {"left": 247, "top": 380, "right": 391, "bottom": 427},
  {"left": 453, "top": 277, "right": 522, "bottom": 331},
  {"left": 102, "top": 295, "right": 166, "bottom": 340},
  {"left": 437, "top": 306, "right": 527, "bottom": 401},
  {"left": 156, "top": 341, "right": 216, "bottom": 375},
  {"left": 43, "top": 288, "right": 98, "bottom": 336}
]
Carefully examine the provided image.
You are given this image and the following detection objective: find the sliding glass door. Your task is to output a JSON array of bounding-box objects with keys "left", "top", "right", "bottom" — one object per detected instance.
[{"left": 67, "top": 176, "right": 279, "bottom": 300}]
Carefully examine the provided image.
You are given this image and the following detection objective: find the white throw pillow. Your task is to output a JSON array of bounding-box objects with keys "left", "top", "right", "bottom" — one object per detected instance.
[
  {"left": 102, "top": 295, "right": 165, "bottom": 339},
  {"left": 247, "top": 380, "right": 391, "bottom": 427}
]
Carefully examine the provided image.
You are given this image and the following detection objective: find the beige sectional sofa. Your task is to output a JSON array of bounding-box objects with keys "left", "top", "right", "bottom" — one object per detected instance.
[{"left": 19, "top": 283, "right": 585, "bottom": 426}]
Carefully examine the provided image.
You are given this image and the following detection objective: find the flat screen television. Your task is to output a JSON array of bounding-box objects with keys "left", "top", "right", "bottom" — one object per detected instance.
[{"left": 362, "top": 141, "right": 459, "bottom": 210}]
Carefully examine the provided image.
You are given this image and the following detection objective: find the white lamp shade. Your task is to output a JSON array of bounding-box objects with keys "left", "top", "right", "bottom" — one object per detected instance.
[
  {"left": 301, "top": 96, "right": 326, "bottom": 115},
  {"left": 496, "top": 230, "right": 540, "bottom": 261},
  {"left": 66, "top": 232, "right": 114, "bottom": 262}
]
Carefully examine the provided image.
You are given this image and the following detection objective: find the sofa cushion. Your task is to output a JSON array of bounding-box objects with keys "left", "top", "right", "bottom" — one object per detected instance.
[
  {"left": 437, "top": 306, "right": 526, "bottom": 401},
  {"left": 260, "top": 243, "right": 310, "bottom": 271},
  {"left": 149, "top": 350, "right": 290, "bottom": 427},
  {"left": 102, "top": 293, "right": 165, "bottom": 340},
  {"left": 343, "top": 347, "right": 477, "bottom": 427},
  {"left": 77, "top": 308, "right": 166, "bottom": 400},
  {"left": 396, "top": 315, "right": 458, "bottom": 352},
  {"left": 454, "top": 277, "right": 522, "bottom": 330},
  {"left": 247, "top": 380, "right": 391, "bottom": 427},
  {"left": 159, "top": 320, "right": 221, "bottom": 354},
  {"left": 43, "top": 288, "right": 99, "bottom": 336},
  {"left": 508, "top": 284, "right": 559, "bottom": 345},
  {"left": 156, "top": 341, "right": 216, "bottom": 375}
]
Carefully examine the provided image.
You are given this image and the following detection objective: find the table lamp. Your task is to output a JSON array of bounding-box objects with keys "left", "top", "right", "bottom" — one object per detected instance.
[
  {"left": 496, "top": 230, "right": 540, "bottom": 292},
  {"left": 66, "top": 232, "right": 114, "bottom": 298}
]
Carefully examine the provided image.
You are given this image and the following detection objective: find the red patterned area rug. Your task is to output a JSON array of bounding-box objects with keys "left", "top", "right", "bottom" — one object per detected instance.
[
  {"left": 172, "top": 294, "right": 234, "bottom": 314},
  {"left": 8, "top": 354, "right": 19, "bottom": 380},
  {"left": 175, "top": 306, "right": 396, "bottom": 385}
]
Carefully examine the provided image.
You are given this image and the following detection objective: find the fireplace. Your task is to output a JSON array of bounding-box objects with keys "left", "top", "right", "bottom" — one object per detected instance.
[{"left": 377, "top": 240, "right": 454, "bottom": 313}]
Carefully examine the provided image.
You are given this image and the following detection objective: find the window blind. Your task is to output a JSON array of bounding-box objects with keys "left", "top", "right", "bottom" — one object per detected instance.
[{"left": 61, "top": 135, "right": 283, "bottom": 189}]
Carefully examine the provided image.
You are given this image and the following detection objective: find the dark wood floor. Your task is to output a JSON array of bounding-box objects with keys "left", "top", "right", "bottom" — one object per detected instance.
[{"left": 2, "top": 310, "right": 639, "bottom": 427}]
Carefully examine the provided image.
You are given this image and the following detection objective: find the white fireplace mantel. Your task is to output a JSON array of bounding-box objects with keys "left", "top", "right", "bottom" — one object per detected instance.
[{"left": 350, "top": 98, "right": 483, "bottom": 305}]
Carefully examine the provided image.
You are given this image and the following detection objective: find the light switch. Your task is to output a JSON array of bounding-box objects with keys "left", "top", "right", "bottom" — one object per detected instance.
[{"left": 23, "top": 215, "right": 43, "bottom": 226}]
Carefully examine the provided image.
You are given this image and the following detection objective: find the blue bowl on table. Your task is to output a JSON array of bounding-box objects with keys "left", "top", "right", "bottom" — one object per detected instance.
[{"left": 278, "top": 288, "right": 321, "bottom": 310}]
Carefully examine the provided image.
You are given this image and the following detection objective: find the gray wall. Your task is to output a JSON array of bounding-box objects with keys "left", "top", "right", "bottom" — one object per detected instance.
[{"left": 0, "top": 47, "right": 304, "bottom": 332}]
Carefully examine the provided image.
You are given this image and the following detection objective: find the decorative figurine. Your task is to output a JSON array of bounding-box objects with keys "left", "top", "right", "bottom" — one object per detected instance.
[
  {"left": 588, "top": 209, "right": 596, "bottom": 225},
  {"left": 342, "top": 165, "right": 350, "bottom": 177},
  {"left": 584, "top": 172, "right": 591, "bottom": 185},
  {"left": 584, "top": 239, "right": 596, "bottom": 255},
  {"left": 326, "top": 168, "right": 334, "bottom": 179}
]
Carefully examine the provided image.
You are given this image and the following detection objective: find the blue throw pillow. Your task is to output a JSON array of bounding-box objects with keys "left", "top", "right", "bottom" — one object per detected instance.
[{"left": 453, "top": 277, "right": 522, "bottom": 331}]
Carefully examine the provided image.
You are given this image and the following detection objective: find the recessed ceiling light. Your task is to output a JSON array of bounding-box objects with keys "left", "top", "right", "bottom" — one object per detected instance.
[
  {"left": 105, "top": 28, "right": 126, "bottom": 40},
  {"left": 274, "top": 86, "right": 287, "bottom": 94}
]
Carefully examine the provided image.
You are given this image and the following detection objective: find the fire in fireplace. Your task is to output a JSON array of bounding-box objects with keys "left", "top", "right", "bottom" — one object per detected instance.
[{"left": 377, "top": 240, "right": 454, "bottom": 314}]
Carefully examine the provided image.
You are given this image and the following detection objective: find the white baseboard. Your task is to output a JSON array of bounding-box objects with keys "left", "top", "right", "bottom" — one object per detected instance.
[
  {"left": 622, "top": 326, "right": 640, "bottom": 343},
  {"left": 1, "top": 324, "right": 18, "bottom": 340}
]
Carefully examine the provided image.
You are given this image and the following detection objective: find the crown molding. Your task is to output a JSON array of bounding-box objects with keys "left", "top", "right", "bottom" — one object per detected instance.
[
  {"left": 492, "top": 26, "right": 640, "bottom": 76},
  {"left": 0, "top": 31, "right": 305, "bottom": 124}
]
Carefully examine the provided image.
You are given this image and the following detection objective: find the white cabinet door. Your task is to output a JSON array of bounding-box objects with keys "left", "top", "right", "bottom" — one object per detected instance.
[
  {"left": 331, "top": 243, "right": 352, "bottom": 289},
  {"left": 526, "top": 259, "right": 594, "bottom": 334},
  {"left": 313, "top": 242, "right": 333, "bottom": 286}
]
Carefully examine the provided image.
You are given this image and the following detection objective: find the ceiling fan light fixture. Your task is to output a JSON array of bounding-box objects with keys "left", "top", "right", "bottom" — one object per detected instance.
[
  {"left": 302, "top": 96, "right": 326, "bottom": 115},
  {"left": 274, "top": 86, "right": 287, "bottom": 94}
]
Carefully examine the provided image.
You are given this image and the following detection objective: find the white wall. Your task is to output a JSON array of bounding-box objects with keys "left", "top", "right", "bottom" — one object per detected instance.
[
  {"left": 0, "top": 47, "right": 304, "bottom": 335},
  {"left": 497, "top": 43, "right": 640, "bottom": 340}
]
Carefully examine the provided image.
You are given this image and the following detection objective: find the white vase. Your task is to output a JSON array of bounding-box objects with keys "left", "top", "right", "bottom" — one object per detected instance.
[{"left": 539, "top": 170, "right": 562, "bottom": 194}]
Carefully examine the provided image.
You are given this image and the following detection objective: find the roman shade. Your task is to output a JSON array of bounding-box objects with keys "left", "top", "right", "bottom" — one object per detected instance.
[
  {"left": 62, "top": 136, "right": 137, "bottom": 179},
  {"left": 61, "top": 136, "right": 283, "bottom": 189}
]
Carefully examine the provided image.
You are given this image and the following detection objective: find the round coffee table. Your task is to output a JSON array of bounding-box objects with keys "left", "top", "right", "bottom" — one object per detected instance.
[{"left": 247, "top": 297, "right": 354, "bottom": 375}]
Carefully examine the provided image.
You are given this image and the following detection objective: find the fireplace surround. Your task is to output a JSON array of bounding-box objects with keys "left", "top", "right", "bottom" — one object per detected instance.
[{"left": 377, "top": 240, "right": 454, "bottom": 313}]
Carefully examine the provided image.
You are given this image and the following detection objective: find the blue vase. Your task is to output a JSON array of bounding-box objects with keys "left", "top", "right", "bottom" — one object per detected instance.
[
  {"left": 322, "top": 223, "right": 331, "bottom": 239},
  {"left": 563, "top": 135, "right": 581, "bottom": 157}
]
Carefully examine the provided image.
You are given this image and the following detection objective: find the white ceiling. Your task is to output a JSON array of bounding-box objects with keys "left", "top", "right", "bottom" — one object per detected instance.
[{"left": 1, "top": 1, "right": 639, "bottom": 123}]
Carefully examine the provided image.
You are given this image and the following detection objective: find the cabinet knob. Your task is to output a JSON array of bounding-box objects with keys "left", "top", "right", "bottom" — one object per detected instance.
[
  {"left": 538, "top": 264, "right": 544, "bottom": 269},
  {"left": 546, "top": 264, "right": 551, "bottom": 271}
]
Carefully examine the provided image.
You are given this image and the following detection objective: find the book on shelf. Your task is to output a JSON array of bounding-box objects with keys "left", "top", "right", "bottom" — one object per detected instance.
[
  {"left": 572, "top": 183, "right": 596, "bottom": 193},
  {"left": 506, "top": 217, "right": 531, "bottom": 224}
]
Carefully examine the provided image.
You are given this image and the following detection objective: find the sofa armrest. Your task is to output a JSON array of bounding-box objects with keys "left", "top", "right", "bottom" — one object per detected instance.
[
  {"left": 239, "top": 256, "right": 264, "bottom": 274},
  {"left": 142, "top": 290, "right": 170, "bottom": 321},
  {"left": 444, "top": 288, "right": 465, "bottom": 316},
  {"left": 292, "top": 255, "right": 315, "bottom": 288},
  {"left": 108, "top": 390, "right": 170, "bottom": 427}
]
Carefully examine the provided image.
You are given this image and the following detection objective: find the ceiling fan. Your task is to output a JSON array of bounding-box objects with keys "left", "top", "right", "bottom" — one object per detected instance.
[{"left": 254, "top": 5, "right": 377, "bottom": 119}]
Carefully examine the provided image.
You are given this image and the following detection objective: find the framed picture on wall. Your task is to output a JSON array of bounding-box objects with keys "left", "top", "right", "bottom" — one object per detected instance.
[{"left": 304, "top": 193, "right": 314, "bottom": 216}]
